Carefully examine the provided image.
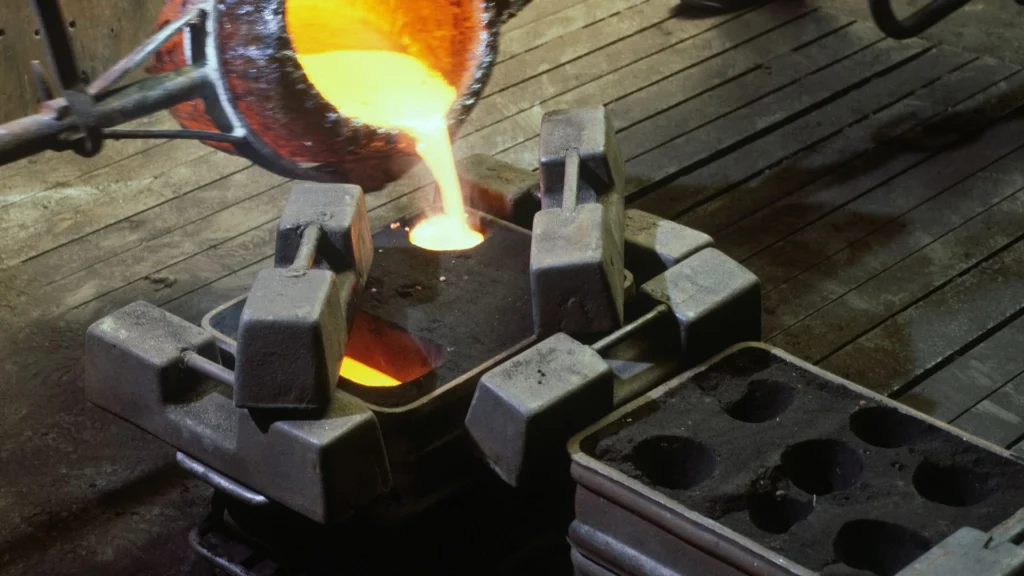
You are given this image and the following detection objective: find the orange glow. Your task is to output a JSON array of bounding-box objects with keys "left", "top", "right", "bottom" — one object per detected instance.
[
  {"left": 340, "top": 356, "right": 402, "bottom": 388},
  {"left": 286, "top": 6, "right": 482, "bottom": 252}
]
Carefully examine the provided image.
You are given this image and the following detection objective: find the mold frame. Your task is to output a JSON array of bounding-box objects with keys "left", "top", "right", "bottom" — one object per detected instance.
[{"left": 567, "top": 342, "right": 1024, "bottom": 576}]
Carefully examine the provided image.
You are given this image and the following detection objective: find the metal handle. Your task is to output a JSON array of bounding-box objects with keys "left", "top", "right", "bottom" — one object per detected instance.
[{"left": 870, "top": 0, "right": 973, "bottom": 39}]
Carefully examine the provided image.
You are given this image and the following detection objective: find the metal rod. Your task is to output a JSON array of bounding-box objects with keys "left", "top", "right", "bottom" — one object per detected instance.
[
  {"left": 183, "top": 351, "right": 235, "bottom": 387},
  {"left": 563, "top": 147, "right": 581, "bottom": 210},
  {"left": 290, "top": 226, "right": 323, "bottom": 270},
  {"left": 177, "top": 452, "right": 269, "bottom": 507},
  {"left": 592, "top": 304, "right": 670, "bottom": 354},
  {"left": 93, "top": 65, "right": 208, "bottom": 127},
  {"left": 103, "top": 128, "right": 244, "bottom": 144},
  {"left": 0, "top": 65, "right": 208, "bottom": 165},
  {"left": 87, "top": 5, "right": 206, "bottom": 96},
  {"left": 0, "top": 111, "right": 67, "bottom": 165}
]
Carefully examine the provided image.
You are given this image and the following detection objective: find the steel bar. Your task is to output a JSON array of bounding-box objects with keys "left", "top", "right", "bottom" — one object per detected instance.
[
  {"left": 88, "top": 5, "right": 206, "bottom": 96},
  {"left": 183, "top": 351, "right": 235, "bottom": 387}
]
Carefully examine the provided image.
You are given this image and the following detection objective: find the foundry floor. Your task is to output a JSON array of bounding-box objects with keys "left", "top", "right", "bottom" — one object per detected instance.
[{"left": 3, "top": 0, "right": 1024, "bottom": 573}]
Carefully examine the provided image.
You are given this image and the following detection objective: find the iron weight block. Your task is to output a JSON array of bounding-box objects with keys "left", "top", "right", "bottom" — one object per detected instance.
[
  {"left": 435, "top": 154, "right": 541, "bottom": 229},
  {"left": 84, "top": 302, "right": 391, "bottom": 523},
  {"left": 539, "top": 107, "right": 625, "bottom": 209},
  {"left": 640, "top": 248, "right": 761, "bottom": 367},
  {"left": 234, "top": 268, "right": 357, "bottom": 410},
  {"left": 465, "top": 333, "right": 614, "bottom": 487},
  {"left": 624, "top": 209, "right": 714, "bottom": 285},
  {"left": 85, "top": 301, "right": 222, "bottom": 410},
  {"left": 531, "top": 106, "right": 626, "bottom": 338},
  {"left": 275, "top": 183, "right": 374, "bottom": 287}
]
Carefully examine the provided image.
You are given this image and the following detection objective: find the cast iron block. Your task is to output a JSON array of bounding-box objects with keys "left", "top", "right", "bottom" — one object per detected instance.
[
  {"left": 85, "top": 301, "right": 222, "bottom": 407},
  {"left": 624, "top": 209, "right": 714, "bottom": 285},
  {"left": 465, "top": 333, "right": 614, "bottom": 487},
  {"left": 85, "top": 302, "right": 391, "bottom": 524},
  {"left": 234, "top": 268, "right": 357, "bottom": 410},
  {"left": 275, "top": 182, "right": 374, "bottom": 287},
  {"left": 570, "top": 344, "right": 1024, "bottom": 575},
  {"left": 640, "top": 248, "right": 761, "bottom": 367},
  {"left": 439, "top": 154, "right": 540, "bottom": 229},
  {"left": 532, "top": 204, "right": 625, "bottom": 337},
  {"left": 539, "top": 107, "right": 625, "bottom": 209}
]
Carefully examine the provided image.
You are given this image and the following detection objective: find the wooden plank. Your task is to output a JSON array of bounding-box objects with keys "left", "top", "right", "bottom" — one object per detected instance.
[
  {"left": 13, "top": 165, "right": 287, "bottom": 290},
  {"left": 818, "top": 238, "right": 1024, "bottom": 397},
  {"left": 625, "top": 37, "right": 931, "bottom": 215},
  {"left": 25, "top": 183, "right": 291, "bottom": 320},
  {"left": 502, "top": 0, "right": 592, "bottom": 32},
  {"left": 161, "top": 256, "right": 273, "bottom": 325},
  {"left": 768, "top": 181, "right": 1024, "bottom": 360},
  {"left": 608, "top": 14, "right": 849, "bottom": 131},
  {"left": 58, "top": 0, "right": 164, "bottom": 92},
  {"left": 679, "top": 56, "right": 1010, "bottom": 233},
  {"left": 492, "top": 7, "right": 847, "bottom": 169},
  {"left": 900, "top": 316, "right": 1024, "bottom": 422},
  {"left": 0, "top": 147, "right": 249, "bottom": 269},
  {"left": 646, "top": 46, "right": 976, "bottom": 224},
  {"left": 467, "top": 5, "right": 832, "bottom": 165},
  {"left": 704, "top": 61, "right": 1020, "bottom": 258},
  {"left": 497, "top": 0, "right": 650, "bottom": 63},
  {"left": 486, "top": 0, "right": 690, "bottom": 96},
  {"left": 0, "top": 0, "right": 47, "bottom": 124},
  {"left": 952, "top": 374, "right": 1024, "bottom": 447},
  {"left": 745, "top": 74, "right": 1024, "bottom": 294},
  {"left": 1013, "top": 440, "right": 1024, "bottom": 457},
  {"left": 463, "top": 0, "right": 742, "bottom": 135},
  {"left": 0, "top": 139, "right": 213, "bottom": 234},
  {"left": 63, "top": 225, "right": 277, "bottom": 328}
]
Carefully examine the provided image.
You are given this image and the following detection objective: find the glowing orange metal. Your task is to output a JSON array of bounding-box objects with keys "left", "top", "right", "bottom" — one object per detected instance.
[
  {"left": 340, "top": 357, "right": 402, "bottom": 388},
  {"left": 286, "top": 5, "right": 483, "bottom": 253}
]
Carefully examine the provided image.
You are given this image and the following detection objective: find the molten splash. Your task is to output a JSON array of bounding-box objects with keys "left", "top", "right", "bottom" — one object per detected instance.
[
  {"left": 340, "top": 356, "right": 402, "bottom": 388},
  {"left": 288, "top": 11, "right": 482, "bottom": 252}
]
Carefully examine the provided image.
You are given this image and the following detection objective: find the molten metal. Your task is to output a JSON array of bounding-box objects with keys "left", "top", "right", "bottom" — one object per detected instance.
[
  {"left": 340, "top": 357, "right": 402, "bottom": 388},
  {"left": 287, "top": 7, "right": 483, "bottom": 252}
]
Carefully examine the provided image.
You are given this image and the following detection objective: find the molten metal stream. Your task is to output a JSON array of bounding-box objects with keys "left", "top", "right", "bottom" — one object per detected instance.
[{"left": 288, "top": 12, "right": 483, "bottom": 252}]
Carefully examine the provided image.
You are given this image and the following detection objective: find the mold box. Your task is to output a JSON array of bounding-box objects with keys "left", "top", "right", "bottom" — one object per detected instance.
[{"left": 570, "top": 343, "right": 1024, "bottom": 575}]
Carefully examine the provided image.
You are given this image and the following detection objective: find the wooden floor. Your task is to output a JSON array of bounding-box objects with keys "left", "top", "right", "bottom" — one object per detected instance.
[{"left": 3, "top": 0, "right": 1024, "bottom": 570}]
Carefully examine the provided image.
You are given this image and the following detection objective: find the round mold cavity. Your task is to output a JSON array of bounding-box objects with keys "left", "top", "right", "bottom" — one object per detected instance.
[
  {"left": 748, "top": 492, "right": 814, "bottom": 534},
  {"left": 724, "top": 379, "right": 797, "bottom": 423},
  {"left": 628, "top": 435, "right": 716, "bottom": 490},
  {"left": 781, "top": 439, "right": 863, "bottom": 495},
  {"left": 849, "top": 406, "right": 932, "bottom": 448},
  {"left": 833, "top": 519, "right": 932, "bottom": 575},
  {"left": 912, "top": 459, "right": 993, "bottom": 507}
]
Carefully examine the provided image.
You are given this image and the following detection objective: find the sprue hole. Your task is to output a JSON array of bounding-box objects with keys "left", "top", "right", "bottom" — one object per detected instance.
[
  {"left": 833, "top": 519, "right": 932, "bottom": 575},
  {"left": 913, "top": 459, "right": 993, "bottom": 507},
  {"left": 850, "top": 406, "right": 932, "bottom": 448},
  {"left": 781, "top": 439, "right": 863, "bottom": 495},
  {"left": 748, "top": 492, "right": 814, "bottom": 534},
  {"left": 724, "top": 379, "right": 797, "bottom": 423},
  {"left": 628, "top": 435, "right": 717, "bottom": 490}
]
